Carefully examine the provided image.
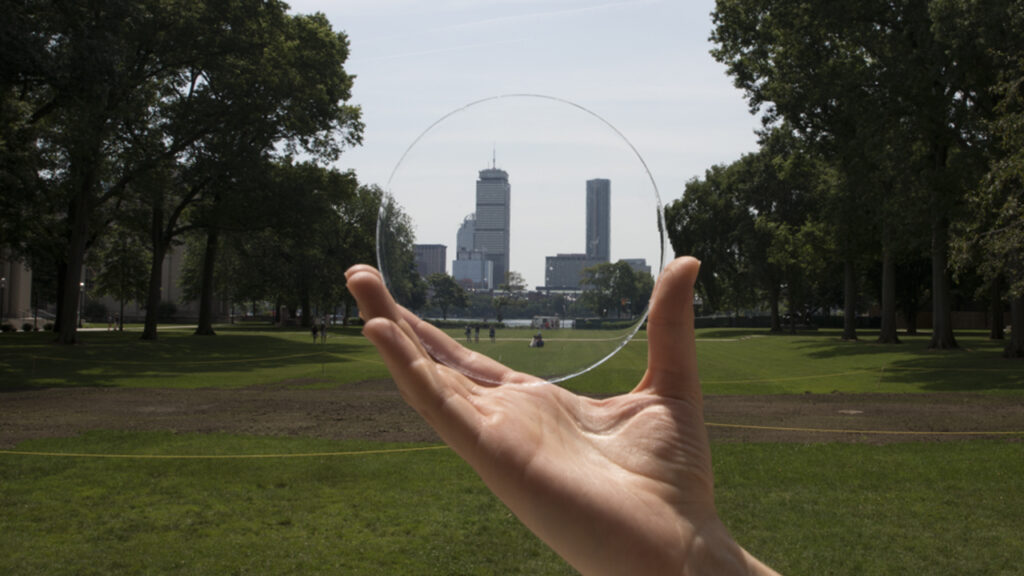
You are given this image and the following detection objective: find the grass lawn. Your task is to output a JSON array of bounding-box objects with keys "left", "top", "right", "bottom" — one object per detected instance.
[
  {"left": 2, "top": 325, "right": 1023, "bottom": 574},
  {"left": 1, "top": 433, "right": 1021, "bottom": 576},
  {"left": 3, "top": 325, "right": 1022, "bottom": 395}
]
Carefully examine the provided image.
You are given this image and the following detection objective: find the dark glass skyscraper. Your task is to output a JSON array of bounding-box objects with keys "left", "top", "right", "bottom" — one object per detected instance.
[{"left": 586, "top": 178, "right": 611, "bottom": 262}]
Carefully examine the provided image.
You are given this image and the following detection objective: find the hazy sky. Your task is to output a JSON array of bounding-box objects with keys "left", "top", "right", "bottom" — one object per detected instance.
[{"left": 287, "top": 0, "right": 762, "bottom": 288}]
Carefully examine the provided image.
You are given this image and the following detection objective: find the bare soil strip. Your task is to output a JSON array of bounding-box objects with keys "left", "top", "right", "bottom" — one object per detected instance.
[{"left": 2, "top": 382, "right": 1022, "bottom": 449}]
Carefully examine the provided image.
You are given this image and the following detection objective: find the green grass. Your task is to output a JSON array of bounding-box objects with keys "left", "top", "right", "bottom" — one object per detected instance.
[
  {"left": 0, "top": 325, "right": 391, "bottom": 389},
  {"left": 2, "top": 433, "right": 1021, "bottom": 575},
  {"left": 0, "top": 432, "right": 572, "bottom": 576},
  {"left": 714, "top": 442, "right": 1024, "bottom": 575},
  {"left": 2, "top": 328, "right": 1024, "bottom": 574},
  {"left": 4, "top": 326, "right": 1022, "bottom": 395}
]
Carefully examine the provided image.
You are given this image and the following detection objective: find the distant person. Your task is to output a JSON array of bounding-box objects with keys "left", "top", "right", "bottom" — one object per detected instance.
[
  {"left": 489, "top": 325, "right": 496, "bottom": 343},
  {"left": 320, "top": 318, "right": 327, "bottom": 343},
  {"left": 345, "top": 257, "right": 779, "bottom": 575},
  {"left": 311, "top": 322, "right": 319, "bottom": 343},
  {"left": 465, "top": 324, "right": 472, "bottom": 342},
  {"left": 474, "top": 325, "right": 480, "bottom": 342},
  {"left": 530, "top": 332, "right": 544, "bottom": 348}
]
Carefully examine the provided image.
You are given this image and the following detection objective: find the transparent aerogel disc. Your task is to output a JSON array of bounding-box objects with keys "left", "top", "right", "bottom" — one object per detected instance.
[{"left": 377, "top": 94, "right": 665, "bottom": 384}]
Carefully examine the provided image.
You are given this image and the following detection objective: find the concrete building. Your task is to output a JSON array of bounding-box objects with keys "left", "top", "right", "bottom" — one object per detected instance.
[
  {"left": 586, "top": 178, "right": 611, "bottom": 262},
  {"left": 414, "top": 244, "right": 447, "bottom": 277},
  {"left": 545, "top": 253, "right": 602, "bottom": 290},
  {"left": 474, "top": 165, "right": 510, "bottom": 287},
  {"left": 0, "top": 251, "right": 33, "bottom": 327}
]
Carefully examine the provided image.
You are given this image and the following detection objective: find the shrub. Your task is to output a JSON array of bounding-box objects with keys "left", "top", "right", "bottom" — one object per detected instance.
[
  {"left": 22, "top": 323, "right": 33, "bottom": 332},
  {"left": 43, "top": 322, "right": 54, "bottom": 332},
  {"left": 1, "top": 323, "right": 15, "bottom": 333}
]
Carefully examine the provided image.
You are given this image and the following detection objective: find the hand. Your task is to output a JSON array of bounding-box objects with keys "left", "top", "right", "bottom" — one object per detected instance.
[{"left": 345, "top": 257, "right": 778, "bottom": 575}]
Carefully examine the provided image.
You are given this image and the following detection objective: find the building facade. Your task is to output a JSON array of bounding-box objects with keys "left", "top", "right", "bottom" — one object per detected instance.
[
  {"left": 414, "top": 244, "right": 447, "bottom": 278},
  {"left": 586, "top": 178, "right": 611, "bottom": 262},
  {"left": 474, "top": 167, "right": 510, "bottom": 288},
  {"left": 545, "top": 253, "right": 602, "bottom": 290},
  {"left": 453, "top": 253, "right": 493, "bottom": 290}
]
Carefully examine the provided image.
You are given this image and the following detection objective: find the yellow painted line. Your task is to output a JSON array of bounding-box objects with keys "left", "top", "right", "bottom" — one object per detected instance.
[
  {"left": 704, "top": 422, "right": 1024, "bottom": 436},
  {"left": 0, "top": 445, "right": 450, "bottom": 460}
]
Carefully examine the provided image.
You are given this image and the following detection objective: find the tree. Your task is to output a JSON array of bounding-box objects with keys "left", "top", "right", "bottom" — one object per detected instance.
[
  {"left": 428, "top": 274, "right": 468, "bottom": 321},
  {"left": 665, "top": 164, "right": 753, "bottom": 315},
  {"left": 580, "top": 261, "right": 647, "bottom": 320},
  {"left": 1, "top": 0, "right": 183, "bottom": 343},
  {"left": 137, "top": 8, "right": 362, "bottom": 340},
  {"left": 711, "top": 0, "right": 992, "bottom": 348},
  {"left": 946, "top": 0, "right": 1024, "bottom": 357},
  {"left": 377, "top": 193, "right": 427, "bottom": 313},
  {"left": 87, "top": 221, "right": 149, "bottom": 330},
  {"left": 492, "top": 271, "right": 527, "bottom": 322}
]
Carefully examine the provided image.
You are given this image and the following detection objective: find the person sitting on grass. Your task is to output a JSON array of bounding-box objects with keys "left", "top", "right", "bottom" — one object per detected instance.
[
  {"left": 345, "top": 256, "right": 779, "bottom": 576},
  {"left": 529, "top": 332, "right": 545, "bottom": 348}
]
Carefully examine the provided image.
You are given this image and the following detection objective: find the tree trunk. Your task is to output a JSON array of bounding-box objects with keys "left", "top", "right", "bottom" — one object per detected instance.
[
  {"left": 928, "top": 218, "right": 958, "bottom": 349},
  {"left": 141, "top": 203, "right": 167, "bottom": 341},
  {"left": 989, "top": 280, "right": 1004, "bottom": 340},
  {"left": 768, "top": 282, "right": 782, "bottom": 333},
  {"left": 58, "top": 184, "right": 92, "bottom": 344},
  {"left": 53, "top": 262, "right": 67, "bottom": 333},
  {"left": 141, "top": 242, "right": 166, "bottom": 340},
  {"left": 842, "top": 260, "right": 857, "bottom": 341},
  {"left": 1006, "top": 295, "right": 1024, "bottom": 358},
  {"left": 877, "top": 244, "right": 899, "bottom": 344},
  {"left": 194, "top": 227, "right": 219, "bottom": 336}
]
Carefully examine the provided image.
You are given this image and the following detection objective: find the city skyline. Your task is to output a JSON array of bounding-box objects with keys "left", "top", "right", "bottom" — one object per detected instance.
[
  {"left": 287, "top": 1, "right": 762, "bottom": 285},
  {"left": 386, "top": 96, "right": 665, "bottom": 290}
]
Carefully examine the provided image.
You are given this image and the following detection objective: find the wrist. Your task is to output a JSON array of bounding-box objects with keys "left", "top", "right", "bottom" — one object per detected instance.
[{"left": 683, "top": 518, "right": 779, "bottom": 576}]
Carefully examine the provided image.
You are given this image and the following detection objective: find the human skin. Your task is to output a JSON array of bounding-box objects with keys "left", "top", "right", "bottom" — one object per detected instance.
[{"left": 345, "top": 256, "right": 780, "bottom": 575}]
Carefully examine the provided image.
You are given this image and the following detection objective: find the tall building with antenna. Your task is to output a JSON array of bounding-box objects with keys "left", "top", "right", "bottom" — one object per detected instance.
[
  {"left": 451, "top": 152, "right": 510, "bottom": 291},
  {"left": 473, "top": 154, "right": 510, "bottom": 288}
]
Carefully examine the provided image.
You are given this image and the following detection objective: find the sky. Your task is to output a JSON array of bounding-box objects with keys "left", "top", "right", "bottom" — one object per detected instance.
[{"left": 286, "top": 0, "right": 763, "bottom": 289}]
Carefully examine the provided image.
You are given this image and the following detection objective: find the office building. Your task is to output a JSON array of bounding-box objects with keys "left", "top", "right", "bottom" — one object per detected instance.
[
  {"left": 545, "top": 254, "right": 602, "bottom": 290},
  {"left": 586, "top": 178, "right": 611, "bottom": 262},
  {"left": 453, "top": 252, "right": 493, "bottom": 290},
  {"left": 414, "top": 244, "right": 447, "bottom": 277},
  {"left": 474, "top": 166, "right": 510, "bottom": 288}
]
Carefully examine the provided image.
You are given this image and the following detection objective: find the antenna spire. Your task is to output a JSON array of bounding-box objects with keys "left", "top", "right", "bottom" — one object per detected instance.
[{"left": 492, "top": 144, "right": 496, "bottom": 169}]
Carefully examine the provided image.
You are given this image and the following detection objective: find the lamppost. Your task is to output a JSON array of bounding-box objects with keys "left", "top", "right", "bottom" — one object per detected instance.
[
  {"left": 1, "top": 276, "right": 6, "bottom": 326},
  {"left": 78, "top": 281, "right": 85, "bottom": 328}
]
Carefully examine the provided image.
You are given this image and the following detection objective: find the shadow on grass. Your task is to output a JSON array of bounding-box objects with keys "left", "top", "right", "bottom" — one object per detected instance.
[
  {"left": 0, "top": 327, "right": 376, "bottom": 391},
  {"left": 790, "top": 331, "right": 1024, "bottom": 392}
]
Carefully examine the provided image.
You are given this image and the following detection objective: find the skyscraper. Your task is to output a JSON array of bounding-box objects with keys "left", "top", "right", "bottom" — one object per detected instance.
[
  {"left": 474, "top": 165, "right": 510, "bottom": 287},
  {"left": 586, "top": 178, "right": 611, "bottom": 262}
]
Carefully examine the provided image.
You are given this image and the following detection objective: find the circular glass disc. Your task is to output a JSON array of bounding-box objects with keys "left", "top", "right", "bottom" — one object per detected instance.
[{"left": 377, "top": 94, "right": 665, "bottom": 384}]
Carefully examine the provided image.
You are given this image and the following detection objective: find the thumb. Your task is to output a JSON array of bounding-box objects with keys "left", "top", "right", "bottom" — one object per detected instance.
[{"left": 633, "top": 256, "right": 701, "bottom": 399}]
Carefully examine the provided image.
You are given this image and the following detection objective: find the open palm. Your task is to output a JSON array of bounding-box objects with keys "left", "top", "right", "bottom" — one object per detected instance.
[{"left": 345, "top": 257, "right": 776, "bottom": 575}]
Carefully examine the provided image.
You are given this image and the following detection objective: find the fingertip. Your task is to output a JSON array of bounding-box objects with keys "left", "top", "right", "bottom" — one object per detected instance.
[{"left": 345, "top": 264, "right": 381, "bottom": 282}]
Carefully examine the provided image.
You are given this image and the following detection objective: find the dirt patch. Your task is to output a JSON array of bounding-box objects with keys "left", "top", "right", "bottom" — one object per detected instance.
[{"left": 1, "top": 383, "right": 1022, "bottom": 449}]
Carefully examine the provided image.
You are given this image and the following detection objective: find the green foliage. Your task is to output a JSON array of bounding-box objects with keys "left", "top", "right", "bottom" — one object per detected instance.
[
  {"left": 427, "top": 273, "right": 469, "bottom": 320},
  {"left": 579, "top": 261, "right": 652, "bottom": 318},
  {"left": 377, "top": 195, "right": 427, "bottom": 312},
  {"left": 0, "top": 1, "right": 363, "bottom": 343}
]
